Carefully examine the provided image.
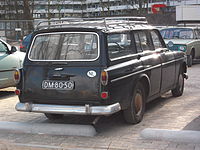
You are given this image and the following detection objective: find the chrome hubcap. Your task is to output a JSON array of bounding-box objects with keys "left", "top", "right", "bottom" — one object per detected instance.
[{"left": 134, "top": 93, "right": 143, "bottom": 115}]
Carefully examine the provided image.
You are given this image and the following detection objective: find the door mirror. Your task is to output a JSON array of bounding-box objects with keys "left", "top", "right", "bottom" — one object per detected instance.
[{"left": 10, "top": 46, "right": 17, "bottom": 53}]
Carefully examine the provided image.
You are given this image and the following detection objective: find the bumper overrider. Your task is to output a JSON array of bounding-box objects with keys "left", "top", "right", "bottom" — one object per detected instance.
[{"left": 15, "top": 102, "right": 121, "bottom": 116}]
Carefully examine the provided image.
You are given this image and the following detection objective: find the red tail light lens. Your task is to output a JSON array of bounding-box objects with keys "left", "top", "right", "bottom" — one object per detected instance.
[
  {"left": 101, "top": 71, "right": 108, "bottom": 86},
  {"left": 20, "top": 45, "right": 24, "bottom": 49},
  {"left": 15, "top": 89, "right": 21, "bottom": 95},
  {"left": 101, "top": 92, "right": 108, "bottom": 99},
  {"left": 14, "top": 70, "right": 20, "bottom": 84}
]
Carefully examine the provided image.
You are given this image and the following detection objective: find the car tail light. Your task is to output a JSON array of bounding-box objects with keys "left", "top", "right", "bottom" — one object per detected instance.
[
  {"left": 101, "top": 70, "right": 108, "bottom": 86},
  {"left": 14, "top": 69, "right": 20, "bottom": 84},
  {"left": 20, "top": 45, "right": 24, "bottom": 49},
  {"left": 15, "top": 89, "right": 20, "bottom": 95},
  {"left": 19, "top": 42, "right": 25, "bottom": 49},
  {"left": 101, "top": 92, "right": 108, "bottom": 99}
]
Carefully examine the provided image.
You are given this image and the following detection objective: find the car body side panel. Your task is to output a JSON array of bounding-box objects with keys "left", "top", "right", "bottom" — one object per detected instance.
[
  {"left": 139, "top": 51, "right": 162, "bottom": 97},
  {"left": 105, "top": 55, "right": 143, "bottom": 109},
  {"left": 187, "top": 40, "right": 200, "bottom": 58},
  {"left": 160, "top": 50, "right": 176, "bottom": 92}
]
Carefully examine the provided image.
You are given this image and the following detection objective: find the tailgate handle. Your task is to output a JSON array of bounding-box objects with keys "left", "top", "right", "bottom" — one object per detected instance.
[
  {"left": 51, "top": 73, "right": 75, "bottom": 78},
  {"left": 52, "top": 74, "right": 62, "bottom": 78}
]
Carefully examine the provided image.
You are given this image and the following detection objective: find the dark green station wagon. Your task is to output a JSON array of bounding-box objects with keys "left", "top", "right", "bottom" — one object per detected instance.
[{"left": 15, "top": 18, "right": 187, "bottom": 124}]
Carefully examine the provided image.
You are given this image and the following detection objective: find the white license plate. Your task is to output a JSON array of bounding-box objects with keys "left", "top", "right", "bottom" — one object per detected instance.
[{"left": 42, "top": 80, "right": 74, "bottom": 90}]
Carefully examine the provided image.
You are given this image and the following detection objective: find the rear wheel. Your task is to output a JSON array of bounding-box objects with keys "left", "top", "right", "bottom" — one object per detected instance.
[
  {"left": 187, "top": 54, "right": 193, "bottom": 67},
  {"left": 187, "top": 50, "right": 195, "bottom": 67},
  {"left": 44, "top": 113, "right": 64, "bottom": 120},
  {"left": 123, "top": 82, "right": 146, "bottom": 124},
  {"left": 171, "top": 72, "right": 184, "bottom": 97}
]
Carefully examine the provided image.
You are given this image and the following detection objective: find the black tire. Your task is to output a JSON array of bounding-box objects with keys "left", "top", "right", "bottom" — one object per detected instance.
[
  {"left": 171, "top": 73, "right": 184, "bottom": 97},
  {"left": 123, "top": 82, "right": 146, "bottom": 124},
  {"left": 44, "top": 113, "right": 64, "bottom": 120},
  {"left": 187, "top": 54, "right": 193, "bottom": 67}
]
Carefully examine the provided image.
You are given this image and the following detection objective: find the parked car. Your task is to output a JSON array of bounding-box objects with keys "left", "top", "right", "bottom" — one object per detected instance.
[
  {"left": 15, "top": 18, "right": 187, "bottom": 124},
  {"left": 160, "top": 27, "right": 200, "bottom": 67},
  {"left": 0, "top": 39, "right": 25, "bottom": 89},
  {"left": 20, "top": 33, "right": 32, "bottom": 52}
]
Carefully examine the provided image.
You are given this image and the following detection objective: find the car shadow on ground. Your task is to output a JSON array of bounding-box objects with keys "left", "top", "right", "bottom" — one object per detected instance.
[
  {"left": 0, "top": 89, "right": 15, "bottom": 100},
  {"left": 192, "top": 59, "right": 200, "bottom": 65},
  {"left": 40, "top": 92, "right": 175, "bottom": 134},
  {"left": 182, "top": 115, "right": 200, "bottom": 131},
  {"left": 145, "top": 92, "right": 174, "bottom": 113}
]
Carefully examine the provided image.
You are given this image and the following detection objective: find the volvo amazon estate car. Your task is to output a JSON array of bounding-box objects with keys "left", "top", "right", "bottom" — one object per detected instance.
[
  {"left": 15, "top": 18, "right": 187, "bottom": 124},
  {"left": 160, "top": 27, "right": 200, "bottom": 67}
]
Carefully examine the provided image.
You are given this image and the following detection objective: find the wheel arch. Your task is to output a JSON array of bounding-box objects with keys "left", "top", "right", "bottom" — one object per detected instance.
[
  {"left": 137, "top": 74, "right": 151, "bottom": 99},
  {"left": 182, "top": 61, "right": 187, "bottom": 73}
]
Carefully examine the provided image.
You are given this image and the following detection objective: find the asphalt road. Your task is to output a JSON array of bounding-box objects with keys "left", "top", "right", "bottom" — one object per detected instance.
[{"left": 0, "top": 63, "right": 199, "bottom": 150}]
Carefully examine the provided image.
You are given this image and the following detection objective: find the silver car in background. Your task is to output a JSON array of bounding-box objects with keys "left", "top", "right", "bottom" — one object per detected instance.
[
  {"left": 0, "top": 39, "right": 25, "bottom": 89},
  {"left": 160, "top": 27, "right": 200, "bottom": 67}
]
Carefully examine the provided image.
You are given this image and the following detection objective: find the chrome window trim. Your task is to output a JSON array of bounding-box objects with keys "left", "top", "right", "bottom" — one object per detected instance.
[
  {"left": 109, "top": 50, "right": 154, "bottom": 61},
  {"left": 110, "top": 53, "right": 138, "bottom": 61},
  {"left": 28, "top": 32, "right": 100, "bottom": 62}
]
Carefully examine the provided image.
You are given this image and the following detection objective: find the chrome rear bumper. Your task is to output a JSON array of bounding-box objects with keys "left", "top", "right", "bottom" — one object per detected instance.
[{"left": 15, "top": 102, "right": 121, "bottom": 116}]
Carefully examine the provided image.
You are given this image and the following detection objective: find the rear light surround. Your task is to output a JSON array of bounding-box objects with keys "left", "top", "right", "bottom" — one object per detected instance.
[
  {"left": 101, "top": 70, "right": 108, "bottom": 86},
  {"left": 14, "top": 69, "right": 21, "bottom": 84}
]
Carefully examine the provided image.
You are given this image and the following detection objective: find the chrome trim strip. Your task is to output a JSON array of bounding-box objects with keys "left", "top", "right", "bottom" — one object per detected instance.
[
  {"left": 175, "top": 57, "right": 185, "bottom": 62},
  {"left": 28, "top": 32, "right": 100, "bottom": 62},
  {"left": 111, "top": 64, "right": 161, "bottom": 82},
  {"left": 15, "top": 102, "right": 121, "bottom": 116},
  {"left": 162, "top": 59, "right": 176, "bottom": 66},
  {"left": 0, "top": 69, "right": 15, "bottom": 73},
  {"left": 162, "top": 57, "right": 185, "bottom": 66}
]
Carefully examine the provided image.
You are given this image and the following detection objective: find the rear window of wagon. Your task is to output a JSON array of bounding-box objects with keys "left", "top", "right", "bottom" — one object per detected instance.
[{"left": 28, "top": 32, "right": 99, "bottom": 61}]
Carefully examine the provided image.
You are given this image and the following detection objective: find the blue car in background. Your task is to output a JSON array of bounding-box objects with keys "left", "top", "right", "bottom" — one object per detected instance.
[{"left": 20, "top": 33, "right": 32, "bottom": 52}]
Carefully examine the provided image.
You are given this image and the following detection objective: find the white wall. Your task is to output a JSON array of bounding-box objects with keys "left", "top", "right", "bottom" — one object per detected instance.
[{"left": 176, "top": 5, "right": 200, "bottom": 21}]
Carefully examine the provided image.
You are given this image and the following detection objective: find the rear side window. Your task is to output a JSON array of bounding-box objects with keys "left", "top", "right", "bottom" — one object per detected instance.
[
  {"left": 107, "top": 33, "right": 135, "bottom": 59},
  {"left": 29, "top": 32, "right": 99, "bottom": 61},
  {"left": 134, "top": 31, "right": 151, "bottom": 52},
  {"left": 150, "top": 30, "right": 165, "bottom": 49}
]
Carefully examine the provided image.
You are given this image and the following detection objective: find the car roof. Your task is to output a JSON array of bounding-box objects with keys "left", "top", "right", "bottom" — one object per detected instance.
[{"left": 35, "top": 17, "right": 155, "bottom": 34}]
